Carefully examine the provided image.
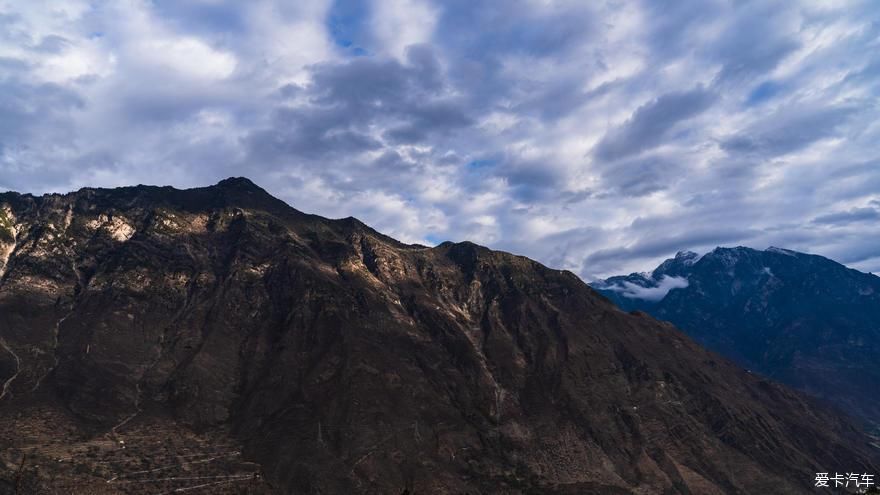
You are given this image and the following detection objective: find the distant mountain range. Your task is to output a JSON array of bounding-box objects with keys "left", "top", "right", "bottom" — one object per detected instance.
[{"left": 593, "top": 246, "right": 880, "bottom": 424}]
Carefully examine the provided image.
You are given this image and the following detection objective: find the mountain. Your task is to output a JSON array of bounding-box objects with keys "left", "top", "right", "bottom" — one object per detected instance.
[
  {"left": 593, "top": 246, "right": 880, "bottom": 424},
  {"left": 0, "top": 181, "right": 877, "bottom": 494}
]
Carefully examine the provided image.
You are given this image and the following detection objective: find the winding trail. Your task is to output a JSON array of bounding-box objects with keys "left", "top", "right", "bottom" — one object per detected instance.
[
  {"left": 106, "top": 451, "right": 242, "bottom": 483},
  {"left": 160, "top": 477, "right": 253, "bottom": 494},
  {"left": 109, "top": 474, "right": 255, "bottom": 484},
  {"left": 0, "top": 338, "right": 21, "bottom": 401},
  {"left": 109, "top": 383, "right": 143, "bottom": 438},
  {"left": 31, "top": 311, "right": 72, "bottom": 392},
  {"left": 33, "top": 258, "right": 80, "bottom": 393}
]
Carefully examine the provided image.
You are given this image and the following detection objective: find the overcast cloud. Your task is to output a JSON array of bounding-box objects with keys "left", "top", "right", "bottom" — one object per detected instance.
[{"left": 1, "top": 0, "right": 879, "bottom": 279}]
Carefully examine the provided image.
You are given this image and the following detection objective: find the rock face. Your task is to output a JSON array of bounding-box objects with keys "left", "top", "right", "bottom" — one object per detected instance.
[
  {"left": 594, "top": 246, "right": 880, "bottom": 424},
  {"left": 0, "top": 180, "right": 877, "bottom": 494}
]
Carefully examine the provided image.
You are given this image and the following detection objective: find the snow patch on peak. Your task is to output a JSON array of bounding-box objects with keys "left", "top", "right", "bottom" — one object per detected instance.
[
  {"left": 766, "top": 246, "right": 797, "bottom": 256},
  {"left": 675, "top": 250, "right": 698, "bottom": 260},
  {"left": 674, "top": 250, "right": 704, "bottom": 266},
  {"left": 652, "top": 250, "right": 705, "bottom": 279},
  {"left": 709, "top": 246, "right": 754, "bottom": 268}
]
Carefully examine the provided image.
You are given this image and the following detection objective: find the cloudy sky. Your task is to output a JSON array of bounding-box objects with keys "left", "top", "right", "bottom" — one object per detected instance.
[{"left": 2, "top": 0, "right": 879, "bottom": 279}]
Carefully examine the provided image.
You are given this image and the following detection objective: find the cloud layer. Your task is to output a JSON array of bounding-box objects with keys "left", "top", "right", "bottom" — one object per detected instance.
[
  {"left": 1, "top": 0, "right": 879, "bottom": 279},
  {"left": 600, "top": 275, "right": 690, "bottom": 302}
]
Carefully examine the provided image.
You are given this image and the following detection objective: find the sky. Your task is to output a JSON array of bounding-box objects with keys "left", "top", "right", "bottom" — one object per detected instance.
[{"left": 1, "top": 0, "right": 879, "bottom": 280}]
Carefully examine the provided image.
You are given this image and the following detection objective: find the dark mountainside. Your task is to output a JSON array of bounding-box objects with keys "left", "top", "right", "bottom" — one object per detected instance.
[
  {"left": 594, "top": 247, "right": 880, "bottom": 425},
  {"left": 0, "top": 179, "right": 877, "bottom": 494}
]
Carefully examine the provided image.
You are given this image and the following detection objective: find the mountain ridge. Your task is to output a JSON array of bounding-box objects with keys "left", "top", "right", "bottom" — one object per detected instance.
[
  {"left": 0, "top": 179, "right": 877, "bottom": 493},
  {"left": 593, "top": 245, "right": 880, "bottom": 423}
]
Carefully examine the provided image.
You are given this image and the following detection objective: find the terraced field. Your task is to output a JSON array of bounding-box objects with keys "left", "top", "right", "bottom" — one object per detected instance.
[{"left": 0, "top": 399, "right": 271, "bottom": 494}]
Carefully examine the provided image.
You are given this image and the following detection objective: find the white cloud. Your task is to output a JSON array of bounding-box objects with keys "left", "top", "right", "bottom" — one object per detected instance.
[
  {"left": 602, "top": 276, "right": 690, "bottom": 301},
  {"left": 133, "top": 37, "right": 236, "bottom": 80},
  {"left": 244, "top": 0, "right": 336, "bottom": 85},
  {"left": 371, "top": 0, "right": 437, "bottom": 59}
]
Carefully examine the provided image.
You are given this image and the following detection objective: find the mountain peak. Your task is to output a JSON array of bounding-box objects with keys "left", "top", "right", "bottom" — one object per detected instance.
[
  {"left": 650, "top": 250, "right": 702, "bottom": 279},
  {"left": 673, "top": 250, "right": 701, "bottom": 265},
  {"left": 711, "top": 245, "right": 753, "bottom": 254},
  {"left": 214, "top": 176, "right": 263, "bottom": 192},
  {"left": 674, "top": 250, "right": 698, "bottom": 259}
]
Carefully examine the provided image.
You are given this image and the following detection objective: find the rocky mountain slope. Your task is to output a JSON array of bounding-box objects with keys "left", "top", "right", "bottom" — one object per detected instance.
[
  {"left": 594, "top": 247, "right": 880, "bottom": 425},
  {"left": 0, "top": 180, "right": 877, "bottom": 494}
]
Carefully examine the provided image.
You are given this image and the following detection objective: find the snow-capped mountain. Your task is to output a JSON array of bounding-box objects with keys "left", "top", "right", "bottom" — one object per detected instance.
[{"left": 592, "top": 246, "right": 880, "bottom": 423}]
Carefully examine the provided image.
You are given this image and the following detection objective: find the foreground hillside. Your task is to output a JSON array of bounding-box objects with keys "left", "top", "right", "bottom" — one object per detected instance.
[
  {"left": 594, "top": 247, "right": 880, "bottom": 424},
  {"left": 0, "top": 179, "right": 877, "bottom": 493}
]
